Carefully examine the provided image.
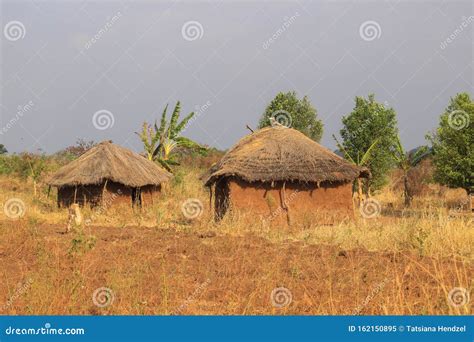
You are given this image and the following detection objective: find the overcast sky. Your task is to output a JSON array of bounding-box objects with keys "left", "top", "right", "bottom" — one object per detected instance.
[{"left": 0, "top": 0, "right": 472, "bottom": 154}]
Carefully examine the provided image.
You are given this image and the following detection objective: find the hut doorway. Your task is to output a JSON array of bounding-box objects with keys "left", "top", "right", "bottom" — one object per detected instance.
[
  {"left": 131, "top": 188, "right": 142, "bottom": 207},
  {"left": 214, "top": 178, "right": 230, "bottom": 220}
]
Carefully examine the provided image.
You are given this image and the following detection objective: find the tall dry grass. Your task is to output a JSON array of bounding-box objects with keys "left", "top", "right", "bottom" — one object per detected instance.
[{"left": 0, "top": 169, "right": 472, "bottom": 315}]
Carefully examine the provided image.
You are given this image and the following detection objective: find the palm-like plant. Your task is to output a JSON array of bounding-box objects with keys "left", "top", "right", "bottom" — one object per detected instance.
[
  {"left": 333, "top": 134, "right": 379, "bottom": 204},
  {"left": 137, "top": 102, "right": 206, "bottom": 171},
  {"left": 392, "top": 135, "right": 429, "bottom": 207}
]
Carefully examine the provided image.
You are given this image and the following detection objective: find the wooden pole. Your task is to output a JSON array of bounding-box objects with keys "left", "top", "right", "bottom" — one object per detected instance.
[
  {"left": 102, "top": 179, "right": 108, "bottom": 207},
  {"left": 73, "top": 186, "right": 78, "bottom": 204}
]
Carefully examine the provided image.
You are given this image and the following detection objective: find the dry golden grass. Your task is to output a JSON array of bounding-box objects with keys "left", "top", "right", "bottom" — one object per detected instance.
[{"left": 0, "top": 169, "right": 472, "bottom": 315}]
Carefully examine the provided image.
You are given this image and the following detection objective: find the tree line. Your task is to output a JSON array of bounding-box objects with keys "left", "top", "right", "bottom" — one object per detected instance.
[
  {"left": 258, "top": 91, "right": 473, "bottom": 205},
  {"left": 0, "top": 91, "right": 472, "bottom": 206}
]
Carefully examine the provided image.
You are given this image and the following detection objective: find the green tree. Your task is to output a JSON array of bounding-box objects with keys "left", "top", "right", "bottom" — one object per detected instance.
[
  {"left": 392, "top": 137, "right": 429, "bottom": 207},
  {"left": 137, "top": 102, "right": 206, "bottom": 172},
  {"left": 427, "top": 92, "right": 473, "bottom": 196},
  {"left": 339, "top": 94, "right": 399, "bottom": 193},
  {"left": 258, "top": 91, "right": 323, "bottom": 142},
  {"left": 0, "top": 144, "right": 7, "bottom": 154},
  {"left": 333, "top": 134, "right": 379, "bottom": 204}
]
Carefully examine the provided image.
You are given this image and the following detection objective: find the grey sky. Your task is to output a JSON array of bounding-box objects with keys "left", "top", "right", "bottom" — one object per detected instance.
[{"left": 0, "top": 0, "right": 472, "bottom": 154}]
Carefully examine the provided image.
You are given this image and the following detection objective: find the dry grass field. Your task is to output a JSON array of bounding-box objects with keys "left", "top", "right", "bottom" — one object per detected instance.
[{"left": 0, "top": 167, "right": 472, "bottom": 315}]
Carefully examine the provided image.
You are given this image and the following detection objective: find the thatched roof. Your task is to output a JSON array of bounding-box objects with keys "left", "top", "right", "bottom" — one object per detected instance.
[
  {"left": 47, "top": 141, "right": 172, "bottom": 187},
  {"left": 205, "top": 127, "right": 370, "bottom": 186}
]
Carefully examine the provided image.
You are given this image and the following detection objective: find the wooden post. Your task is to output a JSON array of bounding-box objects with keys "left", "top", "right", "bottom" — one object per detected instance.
[
  {"left": 102, "top": 179, "right": 108, "bottom": 207},
  {"left": 280, "top": 182, "right": 291, "bottom": 227},
  {"left": 73, "top": 186, "right": 78, "bottom": 204}
]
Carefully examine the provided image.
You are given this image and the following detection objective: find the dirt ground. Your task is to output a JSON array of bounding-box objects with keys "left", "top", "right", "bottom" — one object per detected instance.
[{"left": 0, "top": 222, "right": 471, "bottom": 315}]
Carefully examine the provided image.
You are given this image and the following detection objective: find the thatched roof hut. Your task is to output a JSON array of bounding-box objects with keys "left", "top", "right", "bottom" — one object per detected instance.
[
  {"left": 47, "top": 140, "right": 172, "bottom": 208},
  {"left": 205, "top": 126, "right": 369, "bottom": 223}
]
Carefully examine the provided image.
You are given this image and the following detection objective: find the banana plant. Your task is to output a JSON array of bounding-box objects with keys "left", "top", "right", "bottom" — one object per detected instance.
[
  {"left": 136, "top": 102, "right": 206, "bottom": 172},
  {"left": 392, "top": 135, "right": 429, "bottom": 207},
  {"left": 333, "top": 134, "right": 379, "bottom": 204}
]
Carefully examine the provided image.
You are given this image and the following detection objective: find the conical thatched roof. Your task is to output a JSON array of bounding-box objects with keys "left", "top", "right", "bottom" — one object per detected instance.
[
  {"left": 205, "top": 127, "right": 369, "bottom": 186},
  {"left": 47, "top": 141, "right": 172, "bottom": 187}
]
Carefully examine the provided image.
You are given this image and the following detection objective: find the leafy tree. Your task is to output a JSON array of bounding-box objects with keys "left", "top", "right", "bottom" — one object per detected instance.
[
  {"left": 392, "top": 136, "right": 429, "bottom": 207},
  {"left": 427, "top": 92, "right": 473, "bottom": 196},
  {"left": 339, "top": 94, "right": 399, "bottom": 193},
  {"left": 258, "top": 91, "right": 323, "bottom": 142},
  {"left": 0, "top": 144, "right": 7, "bottom": 154},
  {"left": 334, "top": 135, "right": 379, "bottom": 204},
  {"left": 137, "top": 102, "right": 206, "bottom": 171}
]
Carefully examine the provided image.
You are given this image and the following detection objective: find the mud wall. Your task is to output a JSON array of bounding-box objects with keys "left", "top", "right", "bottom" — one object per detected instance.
[{"left": 214, "top": 177, "right": 355, "bottom": 225}]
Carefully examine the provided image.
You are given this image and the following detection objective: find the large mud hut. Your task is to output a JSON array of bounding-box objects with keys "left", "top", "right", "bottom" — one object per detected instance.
[
  {"left": 205, "top": 126, "right": 370, "bottom": 225},
  {"left": 47, "top": 140, "right": 172, "bottom": 208}
]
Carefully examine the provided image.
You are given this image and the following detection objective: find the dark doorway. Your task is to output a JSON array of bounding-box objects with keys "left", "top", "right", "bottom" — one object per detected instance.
[
  {"left": 131, "top": 187, "right": 142, "bottom": 208},
  {"left": 214, "top": 178, "right": 230, "bottom": 221}
]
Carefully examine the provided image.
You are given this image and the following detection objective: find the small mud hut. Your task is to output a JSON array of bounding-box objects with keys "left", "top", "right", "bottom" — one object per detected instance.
[
  {"left": 205, "top": 126, "right": 370, "bottom": 224},
  {"left": 47, "top": 140, "right": 172, "bottom": 208}
]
